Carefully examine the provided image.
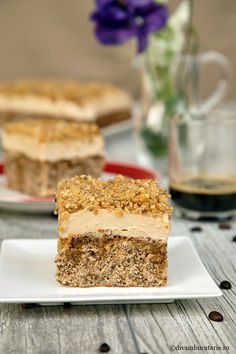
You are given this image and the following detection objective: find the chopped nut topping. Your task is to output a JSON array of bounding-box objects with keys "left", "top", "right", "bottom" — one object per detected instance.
[
  {"left": 0, "top": 79, "right": 132, "bottom": 106},
  {"left": 3, "top": 118, "right": 101, "bottom": 142},
  {"left": 56, "top": 175, "right": 173, "bottom": 229}
]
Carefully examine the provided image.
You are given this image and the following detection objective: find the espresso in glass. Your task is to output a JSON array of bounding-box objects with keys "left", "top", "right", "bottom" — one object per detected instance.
[
  {"left": 169, "top": 112, "right": 236, "bottom": 219},
  {"left": 170, "top": 175, "right": 236, "bottom": 214}
]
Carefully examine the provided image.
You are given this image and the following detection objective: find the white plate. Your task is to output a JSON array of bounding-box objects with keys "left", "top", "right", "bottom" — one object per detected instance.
[{"left": 0, "top": 237, "right": 222, "bottom": 304}]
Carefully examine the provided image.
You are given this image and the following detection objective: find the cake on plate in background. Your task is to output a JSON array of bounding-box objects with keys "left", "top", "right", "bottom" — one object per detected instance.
[
  {"left": 55, "top": 175, "right": 172, "bottom": 287},
  {"left": 0, "top": 80, "right": 133, "bottom": 127},
  {"left": 2, "top": 119, "right": 105, "bottom": 197}
]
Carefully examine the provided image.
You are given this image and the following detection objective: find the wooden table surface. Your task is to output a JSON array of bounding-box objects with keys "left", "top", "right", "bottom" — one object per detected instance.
[{"left": 0, "top": 132, "right": 235, "bottom": 354}]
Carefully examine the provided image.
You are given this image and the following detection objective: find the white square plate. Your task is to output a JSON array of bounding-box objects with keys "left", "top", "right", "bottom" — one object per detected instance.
[{"left": 0, "top": 237, "right": 222, "bottom": 304}]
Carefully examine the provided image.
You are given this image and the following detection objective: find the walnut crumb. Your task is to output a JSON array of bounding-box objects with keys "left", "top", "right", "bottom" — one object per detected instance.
[
  {"left": 0, "top": 79, "right": 132, "bottom": 107},
  {"left": 56, "top": 175, "right": 173, "bottom": 228},
  {"left": 3, "top": 118, "right": 101, "bottom": 142}
]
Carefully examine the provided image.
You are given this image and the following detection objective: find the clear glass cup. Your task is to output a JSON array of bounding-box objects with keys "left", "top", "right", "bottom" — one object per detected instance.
[{"left": 169, "top": 110, "right": 236, "bottom": 220}]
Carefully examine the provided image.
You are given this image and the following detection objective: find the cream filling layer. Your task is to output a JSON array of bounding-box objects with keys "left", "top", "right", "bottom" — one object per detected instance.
[
  {"left": 2, "top": 133, "right": 104, "bottom": 162},
  {"left": 61, "top": 209, "right": 170, "bottom": 241},
  {"left": 0, "top": 94, "right": 132, "bottom": 121}
]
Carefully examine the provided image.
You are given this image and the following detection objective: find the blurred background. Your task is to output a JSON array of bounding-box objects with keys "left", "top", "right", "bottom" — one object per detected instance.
[{"left": 0, "top": 0, "right": 235, "bottom": 101}]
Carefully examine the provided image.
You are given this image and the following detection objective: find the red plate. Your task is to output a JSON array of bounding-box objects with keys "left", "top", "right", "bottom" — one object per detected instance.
[{"left": 104, "top": 161, "right": 157, "bottom": 180}]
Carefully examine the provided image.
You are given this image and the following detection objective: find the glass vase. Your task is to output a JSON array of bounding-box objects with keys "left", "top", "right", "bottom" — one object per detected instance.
[{"left": 134, "top": 51, "right": 230, "bottom": 174}]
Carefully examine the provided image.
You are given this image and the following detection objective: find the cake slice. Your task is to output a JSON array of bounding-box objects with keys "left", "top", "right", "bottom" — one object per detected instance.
[
  {"left": 2, "top": 119, "right": 104, "bottom": 197},
  {"left": 0, "top": 80, "right": 132, "bottom": 127},
  {"left": 55, "top": 175, "right": 172, "bottom": 287}
]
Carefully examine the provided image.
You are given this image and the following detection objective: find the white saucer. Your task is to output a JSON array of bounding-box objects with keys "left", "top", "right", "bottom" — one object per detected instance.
[{"left": 0, "top": 236, "right": 222, "bottom": 304}]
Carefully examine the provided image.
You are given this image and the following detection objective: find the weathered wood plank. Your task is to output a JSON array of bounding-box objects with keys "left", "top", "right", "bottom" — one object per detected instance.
[
  {"left": 126, "top": 218, "right": 236, "bottom": 354},
  {"left": 0, "top": 304, "right": 137, "bottom": 354},
  {"left": 0, "top": 212, "right": 137, "bottom": 354},
  {"left": 0, "top": 211, "right": 57, "bottom": 240}
]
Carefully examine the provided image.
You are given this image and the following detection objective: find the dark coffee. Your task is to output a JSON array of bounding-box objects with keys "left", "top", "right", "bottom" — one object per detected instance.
[{"left": 170, "top": 176, "right": 236, "bottom": 213}]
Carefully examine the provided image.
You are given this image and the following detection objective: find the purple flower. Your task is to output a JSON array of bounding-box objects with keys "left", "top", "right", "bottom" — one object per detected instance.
[{"left": 91, "top": 0, "right": 168, "bottom": 53}]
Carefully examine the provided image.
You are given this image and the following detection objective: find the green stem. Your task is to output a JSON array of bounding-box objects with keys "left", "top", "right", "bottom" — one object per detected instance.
[{"left": 176, "top": 0, "right": 199, "bottom": 112}]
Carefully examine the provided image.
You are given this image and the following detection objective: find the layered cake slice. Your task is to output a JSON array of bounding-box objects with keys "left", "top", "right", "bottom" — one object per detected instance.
[
  {"left": 0, "top": 80, "right": 132, "bottom": 127},
  {"left": 2, "top": 119, "right": 104, "bottom": 197},
  {"left": 55, "top": 175, "right": 172, "bottom": 287}
]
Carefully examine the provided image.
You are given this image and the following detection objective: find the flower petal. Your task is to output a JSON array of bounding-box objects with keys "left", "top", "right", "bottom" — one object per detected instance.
[
  {"left": 141, "top": 5, "right": 168, "bottom": 33},
  {"left": 91, "top": 4, "right": 131, "bottom": 26},
  {"left": 127, "top": 0, "right": 153, "bottom": 8},
  {"left": 90, "top": 0, "right": 169, "bottom": 53},
  {"left": 95, "top": 25, "right": 135, "bottom": 45}
]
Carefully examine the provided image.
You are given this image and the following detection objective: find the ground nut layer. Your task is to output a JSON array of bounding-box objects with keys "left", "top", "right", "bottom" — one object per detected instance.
[
  {"left": 4, "top": 151, "right": 104, "bottom": 197},
  {"left": 56, "top": 233, "right": 167, "bottom": 287}
]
